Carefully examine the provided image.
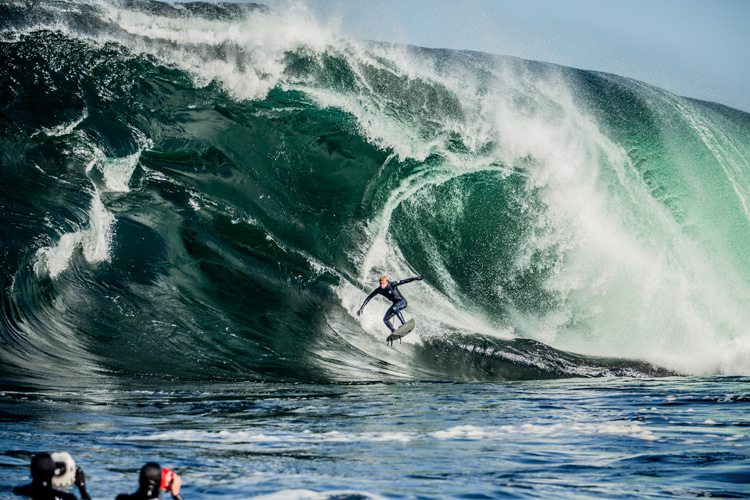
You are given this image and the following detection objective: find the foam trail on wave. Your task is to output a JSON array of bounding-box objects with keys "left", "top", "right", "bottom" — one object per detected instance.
[
  {"left": 94, "top": 134, "right": 151, "bottom": 193},
  {"left": 34, "top": 190, "right": 115, "bottom": 278},
  {"left": 97, "top": 151, "right": 139, "bottom": 192},
  {"left": 33, "top": 109, "right": 89, "bottom": 138}
]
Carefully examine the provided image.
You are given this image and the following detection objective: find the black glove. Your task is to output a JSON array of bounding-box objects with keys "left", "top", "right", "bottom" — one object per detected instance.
[
  {"left": 416, "top": 275, "right": 425, "bottom": 280},
  {"left": 356, "top": 307, "right": 363, "bottom": 316},
  {"left": 75, "top": 468, "right": 92, "bottom": 500},
  {"left": 75, "top": 468, "right": 85, "bottom": 488}
]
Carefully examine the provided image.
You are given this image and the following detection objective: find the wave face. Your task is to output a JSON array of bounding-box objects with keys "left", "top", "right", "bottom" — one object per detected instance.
[{"left": 2, "top": 0, "right": 750, "bottom": 385}]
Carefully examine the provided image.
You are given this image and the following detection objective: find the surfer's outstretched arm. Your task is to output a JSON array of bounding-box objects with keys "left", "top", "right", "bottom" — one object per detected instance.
[
  {"left": 357, "top": 275, "right": 424, "bottom": 317},
  {"left": 357, "top": 289, "right": 379, "bottom": 316},
  {"left": 391, "top": 275, "right": 425, "bottom": 287}
]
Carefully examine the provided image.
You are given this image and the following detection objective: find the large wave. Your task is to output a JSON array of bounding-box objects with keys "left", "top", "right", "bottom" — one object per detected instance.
[{"left": 1, "top": 0, "right": 749, "bottom": 386}]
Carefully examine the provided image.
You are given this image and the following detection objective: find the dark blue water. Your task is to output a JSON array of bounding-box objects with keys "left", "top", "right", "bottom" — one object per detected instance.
[
  {"left": 2, "top": 378, "right": 749, "bottom": 499},
  {"left": 2, "top": 1, "right": 750, "bottom": 498}
]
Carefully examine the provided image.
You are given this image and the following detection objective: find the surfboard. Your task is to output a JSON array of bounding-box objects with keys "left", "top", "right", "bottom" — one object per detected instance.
[{"left": 386, "top": 318, "right": 415, "bottom": 345}]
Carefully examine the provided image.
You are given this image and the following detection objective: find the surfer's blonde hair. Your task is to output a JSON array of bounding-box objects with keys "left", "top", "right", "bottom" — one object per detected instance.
[{"left": 379, "top": 275, "right": 388, "bottom": 282}]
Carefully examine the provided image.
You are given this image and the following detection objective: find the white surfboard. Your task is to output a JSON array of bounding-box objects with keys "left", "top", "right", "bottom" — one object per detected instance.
[{"left": 386, "top": 318, "right": 415, "bottom": 345}]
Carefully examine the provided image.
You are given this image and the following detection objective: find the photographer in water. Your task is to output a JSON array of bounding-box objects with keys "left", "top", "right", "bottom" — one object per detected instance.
[
  {"left": 116, "top": 462, "right": 183, "bottom": 500},
  {"left": 13, "top": 453, "right": 91, "bottom": 500}
]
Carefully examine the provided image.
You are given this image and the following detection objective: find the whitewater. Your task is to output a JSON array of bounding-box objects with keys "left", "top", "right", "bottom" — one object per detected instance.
[{"left": 1, "top": 1, "right": 748, "bottom": 498}]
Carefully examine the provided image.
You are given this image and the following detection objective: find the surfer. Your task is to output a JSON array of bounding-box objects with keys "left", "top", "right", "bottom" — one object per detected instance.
[
  {"left": 357, "top": 274, "right": 424, "bottom": 338},
  {"left": 13, "top": 453, "right": 91, "bottom": 500},
  {"left": 116, "top": 463, "right": 183, "bottom": 500}
]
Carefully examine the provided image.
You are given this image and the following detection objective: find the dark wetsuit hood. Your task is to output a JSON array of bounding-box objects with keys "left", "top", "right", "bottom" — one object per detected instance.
[
  {"left": 30, "top": 454, "right": 56, "bottom": 485},
  {"left": 138, "top": 463, "right": 161, "bottom": 499},
  {"left": 13, "top": 453, "right": 78, "bottom": 500}
]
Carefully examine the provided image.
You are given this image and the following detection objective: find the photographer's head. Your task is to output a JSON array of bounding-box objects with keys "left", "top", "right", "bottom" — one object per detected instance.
[
  {"left": 15, "top": 452, "right": 91, "bottom": 500},
  {"left": 30, "top": 454, "right": 56, "bottom": 486},
  {"left": 138, "top": 463, "right": 162, "bottom": 499}
]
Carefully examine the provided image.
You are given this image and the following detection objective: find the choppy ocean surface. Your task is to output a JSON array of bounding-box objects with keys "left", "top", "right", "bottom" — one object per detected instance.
[
  {"left": 1, "top": 1, "right": 749, "bottom": 498},
  {"left": 1, "top": 379, "right": 749, "bottom": 499}
]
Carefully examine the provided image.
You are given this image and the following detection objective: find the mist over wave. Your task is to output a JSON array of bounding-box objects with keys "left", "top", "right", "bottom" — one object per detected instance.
[{"left": 2, "top": 0, "right": 750, "bottom": 386}]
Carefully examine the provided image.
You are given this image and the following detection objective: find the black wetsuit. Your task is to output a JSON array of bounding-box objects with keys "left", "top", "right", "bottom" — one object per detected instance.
[
  {"left": 116, "top": 462, "right": 160, "bottom": 500},
  {"left": 359, "top": 276, "right": 422, "bottom": 332},
  {"left": 13, "top": 484, "right": 77, "bottom": 500},
  {"left": 117, "top": 489, "right": 183, "bottom": 500},
  {"left": 116, "top": 493, "right": 149, "bottom": 500},
  {"left": 14, "top": 456, "right": 90, "bottom": 500}
]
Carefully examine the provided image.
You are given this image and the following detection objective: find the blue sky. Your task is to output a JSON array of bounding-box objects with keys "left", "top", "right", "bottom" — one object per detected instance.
[{"left": 295, "top": 0, "right": 750, "bottom": 113}]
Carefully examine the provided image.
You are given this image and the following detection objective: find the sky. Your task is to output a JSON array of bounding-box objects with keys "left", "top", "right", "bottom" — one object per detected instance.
[{"left": 271, "top": 0, "right": 750, "bottom": 113}]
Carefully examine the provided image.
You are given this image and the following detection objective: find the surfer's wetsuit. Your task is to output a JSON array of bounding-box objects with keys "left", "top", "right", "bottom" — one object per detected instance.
[{"left": 358, "top": 276, "right": 423, "bottom": 332}]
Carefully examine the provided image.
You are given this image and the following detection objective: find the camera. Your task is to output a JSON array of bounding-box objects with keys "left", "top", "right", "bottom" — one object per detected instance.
[{"left": 50, "top": 452, "right": 76, "bottom": 487}]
